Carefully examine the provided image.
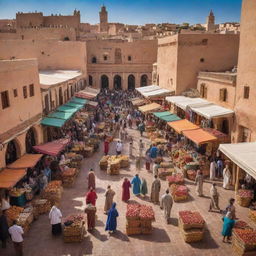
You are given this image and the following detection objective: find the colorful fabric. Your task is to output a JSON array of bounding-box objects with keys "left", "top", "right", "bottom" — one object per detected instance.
[
  {"left": 131, "top": 176, "right": 141, "bottom": 195},
  {"left": 105, "top": 203, "right": 119, "bottom": 231}
]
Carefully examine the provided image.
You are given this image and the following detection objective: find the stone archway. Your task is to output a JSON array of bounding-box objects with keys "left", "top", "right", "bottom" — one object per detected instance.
[
  {"left": 113, "top": 75, "right": 122, "bottom": 90},
  {"left": 101, "top": 75, "right": 109, "bottom": 90},
  {"left": 5, "top": 140, "right": 20, "bottom": 165},
  {"left": 128, "top": 74, "right": 135, "bottom": 90},
  {"left": 141, "top": 74, "right": 148, "bottom": 87},
  {"left": 25, "top": 128, "right": 37, "bottom": 153}
]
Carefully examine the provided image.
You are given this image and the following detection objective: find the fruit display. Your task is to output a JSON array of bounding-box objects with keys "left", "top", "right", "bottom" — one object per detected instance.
[
  {"left": 237, "top": 189, "right": 253, "bottom": 207},
  {"left": 126, "top": 203, "right": 155, "bottom": 236},
  {"left": 62, "top": 168, "right": 77, "bottom": 187},
  {"left": 249, "top": 209, "right": 256, "bottom": 223},
  {"left": 179, "top": 211, "right": 205, "bottom": 229},
  {"left": 186, "top": 170, "right": 197, "bottom": 181},
  {"left": 9, "top": 188, "right": 26, "bottom": 197},
  {"left": 178, "top": 210, "right": 205, "bottom": 243},
  {"left": 6, "top": 206, "right": 24, "bottom": 226},
  {"left": 99, "top": 156, "right": 109, "bottom": 170},
  {"left": 32, "top": 199, "right": 51, "bottom": 214},
  {"left": 63, "top": 214, "right": 85, "bottom": 243},
  {"left": 100, "top": 155, "right": 130, "bottom": 175},
  {"left": 158, "top": 168, "right": 175, "bottom": 180},
  {"left": 42, "top": 181, "right": 63, "bottom": 206},
  {"left": 160, "top": 162, "right": 174, "bottom": 168},
  {"left": 166, "top": 173, "right": 184, "bottom": 185},
  {"left": 234, "top": 221, "right": 253, "bottom": 231},
  {"left": 16, "top": 211, "right": 34, "bottom": 233},
  {"left": 170, "top": 184, "right": 189, "bottom": 202}
]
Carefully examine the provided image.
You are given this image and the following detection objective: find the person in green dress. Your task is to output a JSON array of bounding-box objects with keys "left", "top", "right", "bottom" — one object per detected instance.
[{"left": 140, "top": 178, "right": 148, "bottom": 197}]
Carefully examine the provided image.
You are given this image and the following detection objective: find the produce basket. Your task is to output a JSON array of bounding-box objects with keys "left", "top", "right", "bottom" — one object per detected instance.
[
  {"left": 158, "top": 168, "right": 175, "bottom": 180},
  {"left": 167, "top": 174, "right": 184, "bottom": 186},
  {"left": 170, "top": 184, "right": 189, "bottom": 202},
  {"left": 178, "top": 211, "right": 205, "bottom": 230},
  {"left": 249, "top": 209, "right": 256, "bottom": 223},
  {"left": 181, "top": 228, "right": 204, "bottom": 243},
  {"left": 141, "top": 227, "right": 153, "bottom": 235},
  {"left": 32, "top": 199, "right": 51, "bottom": 214},
  {"left": 126, "top": 219, "right": 141, "bottom": 227},
  {"left": 42, "top": 181, "right": 63, "bottom": 206},
  {"left": 6, "top": 206, "right": 24, "bottom": 226},
  {"left": 236, "top": 190, "right": 253, "bottom": 207}
]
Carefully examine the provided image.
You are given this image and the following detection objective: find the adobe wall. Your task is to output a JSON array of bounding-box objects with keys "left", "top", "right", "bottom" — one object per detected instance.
[
  {"left": 16, "top": 12, "right": 44, "bottom": 28},
  {"left": 176, "top": 34, "right": 239, "bottom": 94},
  {"left": 234, "top": 0, "right": 256, "bottom": 142},
  {"left": 0, "top": 59, "right": 42, "bottom": 135},
  {"left": 0, "top": 40, "right": 87, "bottom": 72},
  {"left": 157, "top": 35, "right": 178, "bottom": 92}
]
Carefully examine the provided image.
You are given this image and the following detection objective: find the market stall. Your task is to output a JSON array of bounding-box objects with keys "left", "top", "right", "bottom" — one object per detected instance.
[
  {"left": 33, "top": 138, "right": 71, "bottom": 156},
  {"left": 75, "top": 87, "right": 100, "bottom": 100},
  {"left": 167, "top": 119, "right": 199, "bottom": 134},
  {"left": 138, "top": 103, "right": 162, "bottom": 113},
  {"left": 219, "top": 142, "right": 256, "bottom": 194},
  {"left": 131, "top": 98, "right": 146, "bottom": 107},
  {"left": 7, "top": 154, "right": 43, "bottom": 169}
]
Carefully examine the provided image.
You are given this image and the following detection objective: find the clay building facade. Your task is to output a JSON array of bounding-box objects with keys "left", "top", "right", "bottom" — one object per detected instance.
[
  {"left": 86, "top": 39, "right": 157, "bottom": 90},
  {"left": 233, "top": 0, "right": 256, "bottom": 143},
  {"left": 157, "top": 33, "right": 239, "bottom": 95},
  {"left": 0, "top": 59, "right": 43, "bottom": 168}
]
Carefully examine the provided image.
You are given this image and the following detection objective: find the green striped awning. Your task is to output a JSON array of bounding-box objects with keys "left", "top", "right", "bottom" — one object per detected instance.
[
  {"left": 41, "top": 117, "right": 66, "bottom": 128},
  {"left": 153, "top": 111, "right": 172, "bottom": 118},
  {"left": 57, "top": 105, "right": 77, "bottom": 113},
  {"left": 70, "top": 97, "right": 88, "bottom": 105},
  {"left": 48, "top": 111, "right": 74, "bottom": 120},
  {"left": 65, "top": 102, "right": 83, "bottom": 109},
  {"left": 161, "top": 114, "right": 181, "bottom": 122}
]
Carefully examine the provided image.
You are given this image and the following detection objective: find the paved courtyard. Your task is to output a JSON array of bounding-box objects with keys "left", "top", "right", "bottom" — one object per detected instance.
[{"left": 1, "top": 127, "right": 255, "bottom": 256}]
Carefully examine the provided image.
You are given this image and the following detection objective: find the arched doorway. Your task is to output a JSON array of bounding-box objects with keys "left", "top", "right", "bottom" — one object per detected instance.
[
  {"left": 101, "top": 75, "right": 109, "bottom": 90},
  {"left": 59, "top": 87, "right": 63, "bottom": 105},
  {"left": 140, "top": 74, "right": 148, "bottom": 87},
  {"left": 113, "top": 75, "right": 122, "bottom": 90},
  {"left": 222, "top": 119, "right": 229, "bottom": 135},
  {"left": 128, "top": 75, "right": 135, "bottom": 90},
  {"left": 25, "top": 128, "right": 36, "bottom": 153},
  {"left": 5, "top": 140, "right": 19, "bottom": 165}
]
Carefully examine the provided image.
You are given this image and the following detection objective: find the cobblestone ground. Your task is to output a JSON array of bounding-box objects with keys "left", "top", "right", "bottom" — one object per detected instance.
[{"left": 1, "top": 126, "right": 255, "bottom": 256}]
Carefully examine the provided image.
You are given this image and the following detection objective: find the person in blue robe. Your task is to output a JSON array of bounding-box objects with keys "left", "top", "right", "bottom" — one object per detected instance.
[
  {"left": 131, "top": 174, "right": 141, "bottom": 195},
  {"left": 105, "top": 203, "right": 119, "bottom": 233},
  {"left": 222, "top": 212, "right": 236, "bottom": 243}
]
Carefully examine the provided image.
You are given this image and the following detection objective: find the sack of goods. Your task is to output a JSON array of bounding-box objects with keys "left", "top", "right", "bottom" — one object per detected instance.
[
  {"left": 249, "top": 209, "right": 256, "bottom": 223},
  {"left": 166, "top": 173, "right": 184, "bottom": 186},
  {"left": 32, "top": 199, "right": 51, "bottom": 215},
  {"left": 99, "top": 156, "right": 109, "bottom": 170},
  {"left": 119, "top": 155, "right": 130, "bottom": 168},
  {"left": 178, "top": 211, "right": 205, "bottom": 243},
  {"left": 63, "top": 214, "right": 85, "bottom": 243},
  {"left": 126, "top": 203, "right": 155, "bottom": 236},
  {"left": 236, "top": 189, "right": 253, "bottom": 207},
  {"left": 158, "top": 168, "right": 175, "bottom": 180},
  {"left": 5, "top": 206, "right": 24, "bottom": 226},
  {"left": 16, "top": 211, "right": 34, "bottom": 233},
  {"left": 170, "top": 184, "right": 189, "bottom": 202},
  {"left": 61, "top": 168, "right": 77, "bottom": 187},
  {"left": 186, "top": 170, "right": 197, "bottom": 181},
  {"left": 232, "top": 226, "right": 256, "bottom": 256},
  {"left": 42, "top": 181, "right": 63, "bottom": 206}
]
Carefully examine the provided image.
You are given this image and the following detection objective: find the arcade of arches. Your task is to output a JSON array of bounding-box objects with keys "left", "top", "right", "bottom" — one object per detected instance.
[{"left": 96, "top": 74, "right": 149, "bottom": 90}]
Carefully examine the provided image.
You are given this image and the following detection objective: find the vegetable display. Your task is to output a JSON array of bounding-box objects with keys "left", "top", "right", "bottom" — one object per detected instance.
[
  {"left": 179, "top": 211, "right": 205, "bottom": 225},
  {"left": 166, "top": 174, "right": 184, "bottom": 185},
  {"left": 234, "top": 229, "right": 256, "bottom": 245},
  {"left": 237, "top": 189, "right": 253, "bottom": 198}
]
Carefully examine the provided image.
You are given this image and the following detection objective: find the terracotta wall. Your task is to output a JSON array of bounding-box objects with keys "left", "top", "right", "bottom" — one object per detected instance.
[
  {"left": 234, "top": 0, "right": 256, "bottom": 142},
  {"left": 157, "top": 34, "right": 239, "bottom": 94},
  {"left": 0, "top": 59, "right": 42, "bottom": 135},
  {"left": 0, "top": 40, "right": 87, "bottom": 72}
]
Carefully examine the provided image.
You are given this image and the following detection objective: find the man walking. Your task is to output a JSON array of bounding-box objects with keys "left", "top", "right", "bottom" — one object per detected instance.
[
  {"left": 9, "top": 220, "right": 24, "bottom": 256},
  {"left": 150, "top": 175, "right": 161, "bottom": 204},
  {"left": 160, "top": 189, "right": 173, "bottom": 224},
  {"left": 116, "top": 140, "right": 123, "bottom": 155}
]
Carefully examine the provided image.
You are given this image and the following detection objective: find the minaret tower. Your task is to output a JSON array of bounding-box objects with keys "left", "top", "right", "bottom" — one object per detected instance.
[
  {"left": 99, "top": 5, "right": 108, "bottom": 32},
  {"left": 206, "top": 10, "right": 215, "bottom": 32}
]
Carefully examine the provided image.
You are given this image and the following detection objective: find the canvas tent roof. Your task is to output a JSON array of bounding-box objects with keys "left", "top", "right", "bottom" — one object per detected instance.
[
  {"left": 183, "top": 128, "right": 217, "bottom": 145},
  {"left": 161, "top": 114, "right": 181, "bottom": 122},
  {"left": 0, "top": 169, "right": 27, "bottom": 189},
  {"left": 7, "top": 154, "right": 43, "bottom": 169},
  {"left": 143, "top": 88, "right": 172, "bottom": 98},
  {"left": 48, "top": 111, "right": 74, "bottom": 120},
  {"left": 167, "top": 119, "right": 199, "bottom": 134},
  {"left": 175, "top": 98, "right": 210, "bottom": 110},
  {"left": 136, "top": 85, "right": 160, "bottom": 93},
  {"left": 138, "top": 103, "right": 162, "bottom": 113},
  {"left": 219, "top": 142, "right": 256, "bottom": 180}
]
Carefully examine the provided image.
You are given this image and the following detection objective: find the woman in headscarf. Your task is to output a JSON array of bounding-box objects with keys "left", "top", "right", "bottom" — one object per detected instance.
[
  {"left": 122, "top": 178, "right": 131, "bottom": 202},
  {"left": 105, "top": 203, "right": 119, "bottom": 233},
  {"left": 104, "top": 139, "right": 110, "bottom": 156},
  {"left": 131, "top": 174, "right": 141, "bottom": 196},
  {"left": 222, "top": 211, "right": 236, "bottom": 243},
  {"left": 49, "top": 205, "right": 62, "bottom": 235},
  {"left": 84, "top": 203, "right": 97, "bottom": 231},
  {"left": 140, "top": 178, "right": 148, "bottom": 197}
]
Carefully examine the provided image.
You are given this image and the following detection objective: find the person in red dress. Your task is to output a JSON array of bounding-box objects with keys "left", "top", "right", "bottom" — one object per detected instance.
[
  {"left": 104, "top": 139, "right": 109, "bottom": 155},
  {"left": 122, "top": 178, "right": 131, "bottom": 202},
  {"left": 86, "top": 187, "right": 98, "bottom": 206}
]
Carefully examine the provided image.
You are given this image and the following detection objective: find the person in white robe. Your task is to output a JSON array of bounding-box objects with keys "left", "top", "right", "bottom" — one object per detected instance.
[
  {"left": 210, "top": 159, "right": 217, "bottom": 180},
  {"left": 160, "top": 189, "right": 173, "bottom": 223},
  {"left": 223, "top": 165, "right": 231, "bottom": 189}
]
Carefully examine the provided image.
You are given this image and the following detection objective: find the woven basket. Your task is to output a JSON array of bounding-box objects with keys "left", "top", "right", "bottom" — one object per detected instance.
[
  {"left": 249, "top": 209, "right": 256, "bottom": 223},
  {"left": 236, "top": 195, "right": 252, "bottom": 208},
  {"left": 126, "top": 219, "right": 141, "bottom": 227},
  {"left": 126, "top": 226, "right": 141, "bottom": 236},
  {"left": 181, "top": 227, "right": 204, "bottom": 243},
  {"left": 179, "top": 217, "right": 204, "bottom": 230}
]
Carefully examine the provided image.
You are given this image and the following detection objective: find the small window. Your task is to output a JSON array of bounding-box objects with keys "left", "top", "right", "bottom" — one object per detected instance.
[
  {"left": 1, "top": 91, "right": 10, "bottom": 109},
  {"left": 200, "top": 83, "right": 207, "bottom": 98},
  {"left": 128, "top": 56, "right": 132, "bottom": 61},
  {"left": 202, "top": 39, "right": 208, "bottom": 45},
  {"left": 219, "top": 88, "right": 227, "bottom": 102},
  {"left": 29, "top": 84, "right": 34, "bottom": 97},
  {"left": 200, "top": 58, "right": 205, "bottom": 63},
  {"left": 91, "top": 57, "right": 97, "bottom": 63},
  {"left": 244, "top": 86, "right": 250, "bottom": 99},
  {"left": 103, "top": 55, "right": 108, "bottom": 61},
  {"left": 13, "top": 89, "right": 18, "bottom": 97},
  {"left": 23, "top": 86, "right": 27, "bottom": 98}
]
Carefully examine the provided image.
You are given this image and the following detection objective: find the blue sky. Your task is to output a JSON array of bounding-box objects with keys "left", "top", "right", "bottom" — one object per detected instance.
[{"left": 0, "top": 0, "right": 242, "bottom": 25}]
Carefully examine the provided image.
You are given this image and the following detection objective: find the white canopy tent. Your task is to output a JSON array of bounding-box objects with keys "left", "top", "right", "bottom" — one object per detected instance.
[
  {"left": 143, "top": 88, "right": 171, "bottom": 98},
  {"left": 191, "top": 104, "right": 234, "bottom": 119},
  {"left": 136, "top": 85, "right": 160, "bottom": 93},
  {"left": 219, "top": 142, "right": 256, "bottom": 180},
  {"left": 165, "top": 96, "right": 187, "bottom": 104},
  {"left": 175, "top": 98, "right": 210, "bottom": 110}
]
